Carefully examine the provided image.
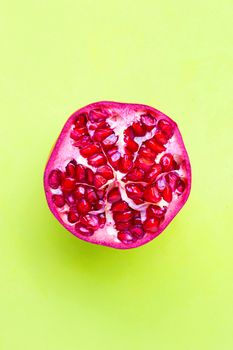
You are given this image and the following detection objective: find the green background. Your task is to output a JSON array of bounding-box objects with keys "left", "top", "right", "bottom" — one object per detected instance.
[{"left": 1, "top": 1, "right": 232, "bottom": 349}]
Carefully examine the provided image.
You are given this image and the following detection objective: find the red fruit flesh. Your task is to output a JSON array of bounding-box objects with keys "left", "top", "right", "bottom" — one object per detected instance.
[
  {"left": 48, "top": 169, "right": 62, "bottom": 189},
  {"left": 107, "top": 187, "right": 121, "bottom": 203},
  {"left": 143, "top": 217, "right": 160, "bottom": 233},
  {"left": 131, "top": 122, "right": 147, "bottom": 136},
  {"left": 93, "top": 128, "right": 113, "bottom": 142},
  {"left": 67, "top": 210, "right": 79, "bottom": 223},
  {"left": 141, "top": 113, "right": 157, "bottom": 131},
  {"left": 118, "top": 155, "right": 133, "bottom": 173},
  {"left": 66, "top": 161, "right": 76, "bottom": 178},
  {"left": 88, "top": 153, "right": 107, "bottom": 167},
  {"left": 52, "top": 194, "right": 65, "bottom": 207},
  {"left": 113, "top": 210, "right": 134, "bottom": 223},
  {"left": 111, "top": 200, "right": 130, "bottom": 212},
  {"left": 125, "top": 183, "right": 144, "bottom": 201},
  {"left": 93, "top": 174, "right": 107, "bottom": 189},
  {"left": 147, "top": 205, "right": 167, "bottom": 219},
  {"left": 80, "top": 144, "right": 100, "bottom": 158},
  {"left": 44, "top": 101, "right": 191, "bottom": 249},
  {"left": 96, "top": 165, "right": 114, "bottom": 180},
  {"left": 143, "top": 185, "right": 161, "bottom": 203},
  {"left": 101, "top": 133, "right": 118, "bottom": 150},
  {"left": 62, "top": 178, "right": 76, "bottom": 192},
  {"left": 125, "top": 167, "right": 145, "bottom": 182},
  {"left": 146, "top": 164, "right": 162, "bottom": 183},
  {"left": 76, "top": 198, "right": 91, "bottom": 214},
  {"left": 75, "top": 164, "right": 86, "bottom": 182},
  {"left": 124, "top": 136, "right": 139, "bottom": 153}
]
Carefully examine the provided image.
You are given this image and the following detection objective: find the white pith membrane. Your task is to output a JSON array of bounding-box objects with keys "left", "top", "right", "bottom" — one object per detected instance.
[{"left": 45, "top": 102, "right": 191, "bottom": 249}]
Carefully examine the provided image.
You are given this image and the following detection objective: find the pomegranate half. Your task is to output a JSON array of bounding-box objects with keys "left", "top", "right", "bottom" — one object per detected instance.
[{"left": 44, "top": 101, "right": 191, "bottom": 249}]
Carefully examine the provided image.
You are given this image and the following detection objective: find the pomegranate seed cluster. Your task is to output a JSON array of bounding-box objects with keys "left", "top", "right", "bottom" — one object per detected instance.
[{"left": 44, "top": 102, "right": 191, "bottom": 249}]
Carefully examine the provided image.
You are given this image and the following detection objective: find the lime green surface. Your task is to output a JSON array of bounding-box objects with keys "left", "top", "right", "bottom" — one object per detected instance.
[{"left": 0, "top": 1, "right": 232, "bottom": 349}]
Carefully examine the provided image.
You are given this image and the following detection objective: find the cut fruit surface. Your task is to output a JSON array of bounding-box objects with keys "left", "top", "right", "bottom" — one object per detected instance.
[{"left": 44, "top": 101, "right": 191, "bottom": 249}]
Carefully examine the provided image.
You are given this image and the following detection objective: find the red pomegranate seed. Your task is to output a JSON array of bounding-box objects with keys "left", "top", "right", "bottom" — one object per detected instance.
[
  {"left": 70, "top": 126, "right": 88, "bottom": 141},
  {"left": 131, "top": 121, "right": 147, "bottom": 136},
  {"left": 65, "top": 160, "right": 76, "bottom": 178},
  {"left": 73, "top": 135, "right": 92, "bottom": 148},
  {"left": 97, "top": 189, "right": 106, "bottom": 199},
  {"left": 118, "top": 155, "right": 133, "bottom": 173},
  {"left": 124, "top": 148, "right": 134, "bottom": 157},
  {"left": 113, "top": 210, "right": 134, "bottom": 223},
  {"left": 106, "top": 147, "right": 118, "bottom": 156},
  {"left": 93, "top": 121, "right": 109, "bottom": 129},
  {"left": 118, "top": 231, "right": 136, "bottom": 244},
  {"left": 133, "top": 198, "right": 144, "bottom": 205},
  {"left": 74, "top": 113, "right": 87, "bottom": 128},
  {"left": 135, "top": 156, "right": 154, "bottom": 171},
  {"left": 107, "top": 187, "right": 121, "bottom": 203},
  {"left": 93, "top": 128, "right": 113, "bottom": 142},
  {"left": 75, "top": 223, "right": 94, "bottom": 236},
  {"left": 156, "top": 177, "right": 167, "bottom": 192},
  {"left": 98, "top": 213, "right": 106, "bottom": 228},
  {"left": 154, "top": 130, "right": 168, "bottom": 145},
  {"left": 144, "top": 139, "right": 166, "bottom": 153},
  {"left": 75, "top": 164, "right": 86, "bottom": 182},
  {"left": 133, "top": 212, "right": 142, "bottom": 226},
  {"left": 67, "top": 210, "right": 79, "bottom": 223},
  {"left": 125, "top": 183, "right": 144, "bottom": 200},
  {"left": 146, "top": 164, "right": 162, "bottom": 183},
  {"left": 86, "top": 168, "right": 94, "bottom": 185},
  {"left": 76, "top": 198, "right": 91, "bottom": 214},
  {"left": 106, "top": 148, "right": 121, "bottom": 168},
  {"left": 85, "top": 188, "right": 98, "bottom": 203},
  {"left": 70, "top": 130, "right": 81, "bottom": 141},
  {"left": 165, "top": 172, "right": 179, "bottom": 191},
  {"left": 89, "top": 108, "right": 108, "bottom": 122},
  {"left": 176, "top": 179, "right": 186, "bottom": 194},
  {"left": 52, "top": 194, "right": 65, "bottom": 207},
  {"left": 74, "top": 185, "right": 86, "bottom": 199},
  {"left": 117, "top": 231, "right": 135, "bottom": 244},
  {"left": 80, "top": 144, "right": 100, "bottom": 158},
  {"left": 126, "top": 167, "right": 145, "bottom": 181},
  {"left": 62, "top": 178, "right": 76, "bottom": 192},
  {"left": 143, "top": 185, "right": 161, "bottom": 203},
  {"left": 102, "top": 134, "right": 118, "bottom": 149},
  {"left": 109, "top": 152, "right": 121, "bottom": 168},
  {"left": 48, "top": 169, "right": 62, "bottom": 189},
  {"left": 124, "top": 126, "right": 134, "bottom": 139},
  {"left": 65, "top": 193, "right": 76, "bottom": 205},
  {"left": 139, "top": 146, "right": 157, "bottom": 160},
  {"left": 96, "top": 165, "right": 114, "bottom": 180},
  {"left": 115, "top": 221, "right": 132, "bottom": 230},
  {"left": 131, "top": 226, "right": 144, "bottom": 239},
  {"left": 160, "top": 154, "right": 177, "bottom": 172},
  {"left": 141, "top": 113, "right": 157, "bottom": 131},
  {"left": 143, "top": 217, "right": 160, "bottom": 233},
  {"left": 163, "top": 185, "right": 172, "bottom": 202},
  {"left": 93, "top": 199, "right": 104, "bottom": 210},
  {"left": 157, "top": 119, "right": 174, "bottom": 138},
  {"left": 80, "top": 214, "right": 99, "bottom": 229},
  {"left": 88, "top": 153, "right": 107, "bottom": 167},
  {"left": 93, "top": 174, "right": 108, "bottom": 188},
  {"left": 124, "top": 136, "right": 139, "bottom": 152},
  {"left": 146, "top": 205, "right": 167, "bottom": 219},
  {"left": 111, "top": 200, "right": 130, "bottom": 212}
]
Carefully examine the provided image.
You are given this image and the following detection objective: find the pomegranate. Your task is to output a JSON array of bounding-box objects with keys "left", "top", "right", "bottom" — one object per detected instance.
[{"left": 44, "top": 101, "right": 191, "bottom": 249}]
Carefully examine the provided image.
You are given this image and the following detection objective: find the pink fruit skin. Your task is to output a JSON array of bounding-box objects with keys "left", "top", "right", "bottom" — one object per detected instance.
[{"left": 44, "top": 101, "right": 191, "bottom": 249}]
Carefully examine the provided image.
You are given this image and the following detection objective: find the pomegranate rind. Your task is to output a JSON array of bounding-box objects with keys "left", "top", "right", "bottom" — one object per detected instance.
[{"left": 44, "top": 101, "right": 191, "bottom": 249}]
